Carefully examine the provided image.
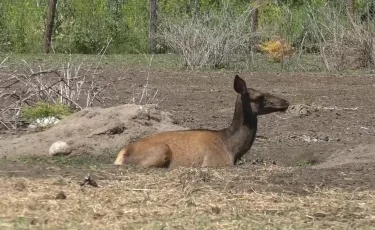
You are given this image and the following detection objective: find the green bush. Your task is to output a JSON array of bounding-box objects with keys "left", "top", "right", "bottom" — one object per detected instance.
[
  {"left": 52, "top": 0, "right": 151, "bottom": 54},
  {"left": 1, "top": 0, "right": 45, "bottom": 53},
  {"left": 1, "top": 0, "right": 371, "bottom": 64},
  {"left": 22, "top": 102, "right": 72, "bottom": 122}
]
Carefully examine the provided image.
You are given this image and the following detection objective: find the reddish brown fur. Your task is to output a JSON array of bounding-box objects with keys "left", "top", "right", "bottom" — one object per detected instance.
[
  {"left": 115, "top": 130, "right": 231, "bottom": 168},
  {"left": 114, "top": 75, "right": 289, "bottom": 168}
]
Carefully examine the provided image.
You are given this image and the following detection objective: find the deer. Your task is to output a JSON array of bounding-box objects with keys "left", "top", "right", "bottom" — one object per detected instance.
[{"left": 114, "top": 75, "right": 289, "bottom": 168}]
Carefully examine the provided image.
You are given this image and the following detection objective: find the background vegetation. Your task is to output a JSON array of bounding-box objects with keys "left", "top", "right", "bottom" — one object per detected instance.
[{"left": 0, "top": 0, "right": 374, "bottom": 70}]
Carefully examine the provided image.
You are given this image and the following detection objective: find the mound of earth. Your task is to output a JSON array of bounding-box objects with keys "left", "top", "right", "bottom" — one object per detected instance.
[
  {"left": 315, "top": 143, "right": 375, "bottom": 168},
  {"left": 0, "top": 104, "right": 186, "bottom": 158}
]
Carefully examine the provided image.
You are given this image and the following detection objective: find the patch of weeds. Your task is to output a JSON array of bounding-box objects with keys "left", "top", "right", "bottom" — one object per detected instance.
[
  {"left": 0, "top": 156, "right": 9, "bottom": 164},
  {"left": 22, "top": 101, "right": 72, "bottom": 122},
  {"left": 296, "top": 160, "right": 313, "bottom": 167},
  {"left": 11, "top": 216, "right": 30, "bottom": 229}
]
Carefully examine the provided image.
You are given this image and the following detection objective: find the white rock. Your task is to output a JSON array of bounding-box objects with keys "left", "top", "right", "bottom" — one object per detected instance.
[
  {"left": 28, "top": 116, "right": 60, "bottom": 132},
  {"left": 27, "top": 124, "right": 38, "bottom": 132},
  {"left": 34, "top": 116, "right": 60, "bottom": 127},
  {"left": 49, "top": 141, "right": 72, "bottom": 156}
]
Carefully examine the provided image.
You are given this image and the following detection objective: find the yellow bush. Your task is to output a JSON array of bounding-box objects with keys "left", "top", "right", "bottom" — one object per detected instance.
[{"left": 258, "top": 39, "right": 295, "bottom": 62}]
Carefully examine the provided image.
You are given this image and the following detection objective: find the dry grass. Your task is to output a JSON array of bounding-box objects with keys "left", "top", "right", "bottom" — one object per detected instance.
[
  {"left": 0, "top": 68, "right": 372, "bottom": 229},
  {"left": 159, "top": 1, "right": 253, "bottom": 70},
  {"left": 0, "top": 166, "right": 374, "bottom": 230}
]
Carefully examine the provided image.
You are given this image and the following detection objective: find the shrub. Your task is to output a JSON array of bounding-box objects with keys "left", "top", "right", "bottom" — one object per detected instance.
[
  {"left": 159, "top": 0, "right": 253, "bottom": 69},
  {"left": 258, "top": 39, "right": 295, "bottom": 62},
  {"left": 304, "top": 2, "right": 375, "bottom": 70},
  {"left": 22, "top": 101, "right": 72, "bottom": 122},
  {"left": 2, "top": 0, "right": 45, "bottom": 53}
]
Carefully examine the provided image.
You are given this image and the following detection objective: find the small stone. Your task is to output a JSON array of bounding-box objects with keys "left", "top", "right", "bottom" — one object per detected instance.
[
  {"left": 272, "top": 160, "right": 276, "bottom": 165},
  {"left": 299, "top": 107, "right": 310, "bottom": 117},
  {"left": 211, "top": 206, "right": 221, "bottom": 214},
  {"left": 30, "top": 218, "right": 38, "bottom": 225},
  {"left": 313, "top": 212, "right": 327, "bottom": 218},
  {"left": 14, "top": 182, "right": 26, "bottom": 191},
  {"left": 49, "top": 141, "right": 72, "bottom": 156},
  {"left": 27, "top": 124, "right": 39, "bottom": 132},
  {"left": 55, "top": 191, "right": 67, "bottom": 200}
]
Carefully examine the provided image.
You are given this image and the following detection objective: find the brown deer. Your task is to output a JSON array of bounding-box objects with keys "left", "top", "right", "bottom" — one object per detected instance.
[{"left": 114, "top": 75, "right": 289, "bottom": 168}]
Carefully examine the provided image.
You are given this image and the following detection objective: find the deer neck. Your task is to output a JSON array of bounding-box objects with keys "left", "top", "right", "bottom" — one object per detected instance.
[{"left": 221, "top": 95, "right": 258, "bottom": 162}]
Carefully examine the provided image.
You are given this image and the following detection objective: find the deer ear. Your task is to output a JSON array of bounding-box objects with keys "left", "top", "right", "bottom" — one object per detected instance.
[{"left": 233, "top": 75, "right": 248, "bottom": 95}]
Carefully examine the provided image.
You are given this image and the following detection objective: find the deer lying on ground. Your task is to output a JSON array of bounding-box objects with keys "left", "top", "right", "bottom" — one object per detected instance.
[{"left": 114, "top": 75, "right": 289, "bottom": 168}]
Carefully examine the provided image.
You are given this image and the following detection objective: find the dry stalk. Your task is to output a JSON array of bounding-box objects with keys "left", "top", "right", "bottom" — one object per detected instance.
[
  {"left": 0, "top": 166, "right": 374, "bottom": 229},
  {"left": 159, "top": 1, "right": 253, "bottom": 69},
  {"left": 130, "top": 55, "right": 162, "bottom": 107},
  {"left": 306, "top": 3, "right": 375, "bottom": 71},
  {"left": 0, "top": 56, "right": 9, "bottom": 69},
  {"left": 0, "top": 54, "right": 125, "bottom": 130}
]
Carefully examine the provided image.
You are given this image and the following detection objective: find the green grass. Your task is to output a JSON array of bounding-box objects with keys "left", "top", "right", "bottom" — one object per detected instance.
[
  {"left": 9, "top": 217, "right": 30, "bottom": 230},
  {"left": 0, "top": 53, "right": 181, "bottom": 71},
  {"left": 17, "top": 151, "right": 117, "bottom": 170},
  {"left": 296, "top": 160, "right": 313, "bottom": 167},
  {"left": 1, "top": 52, "right": 374, "bottom": 74}
]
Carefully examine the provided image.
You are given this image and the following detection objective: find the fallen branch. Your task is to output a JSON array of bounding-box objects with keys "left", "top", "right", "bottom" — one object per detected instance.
[{"left": 320, "top": 106, "right": 358, "bottom": 111}]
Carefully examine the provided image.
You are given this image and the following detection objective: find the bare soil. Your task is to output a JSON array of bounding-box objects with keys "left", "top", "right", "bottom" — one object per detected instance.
[
  {"left": 1, "top": 65, "right": 375, "bottom": 229},
  {"left": 1, "top": 68, "right": 375, "bottom": 185}
]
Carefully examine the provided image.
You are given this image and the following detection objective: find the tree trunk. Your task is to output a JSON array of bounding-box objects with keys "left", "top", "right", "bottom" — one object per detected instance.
[
  {"left": 150, "top": 0, "right": 158, "bottom": 54},
  {"left": 347, "top": 0, "right": 355, "bottom": 21},
  {"left": 44, "top": 0, "right": 58, "bottom": 54},
  {"left": 250, "top": 1, "right": 259, "bottom": 33}
]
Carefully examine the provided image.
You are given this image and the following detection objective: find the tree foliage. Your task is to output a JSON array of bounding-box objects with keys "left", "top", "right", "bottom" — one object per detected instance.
[{"left": 0, "top": 0, "right": 373, "bottom": 54}]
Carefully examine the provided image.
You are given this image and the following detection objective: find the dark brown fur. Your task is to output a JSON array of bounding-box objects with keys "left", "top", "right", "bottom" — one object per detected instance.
[{"left": 114, "top": 75, "right": 289, "bottom": 168}]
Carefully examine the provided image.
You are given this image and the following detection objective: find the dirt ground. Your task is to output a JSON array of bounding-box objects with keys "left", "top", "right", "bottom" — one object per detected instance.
[
  {"left": 1, "top": 67, "right": 375, "bottom": 187},
  {"left": 1, "top": 64, "right": 375, "bottom": 229},
  {"left": 0, "top": 104, "right": 186, "bottom": 158}
]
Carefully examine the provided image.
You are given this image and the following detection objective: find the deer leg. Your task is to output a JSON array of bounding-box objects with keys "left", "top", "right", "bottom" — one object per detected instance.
[{"left": 114, "top": 148, "right": 127, "bottom": 165}]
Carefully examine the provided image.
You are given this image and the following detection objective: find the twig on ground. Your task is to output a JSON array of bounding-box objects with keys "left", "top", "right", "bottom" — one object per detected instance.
[
  {"left": 79, "top": 173, "right": 98, "bottom": 188},
  {"left": 0, "top": 57, "right": 124, "bottom": 130}
]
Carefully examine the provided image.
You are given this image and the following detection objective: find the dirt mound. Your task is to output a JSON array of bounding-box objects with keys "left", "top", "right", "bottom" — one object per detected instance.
[
  {"left": 315, "top": 143, "right": 375, "bottom": 168},
  {"left": 287, "top": 104, "right": 319, "bottom": 117},
  {"left": 0, "top": 104, "right": 186, "bottom": 158}
]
